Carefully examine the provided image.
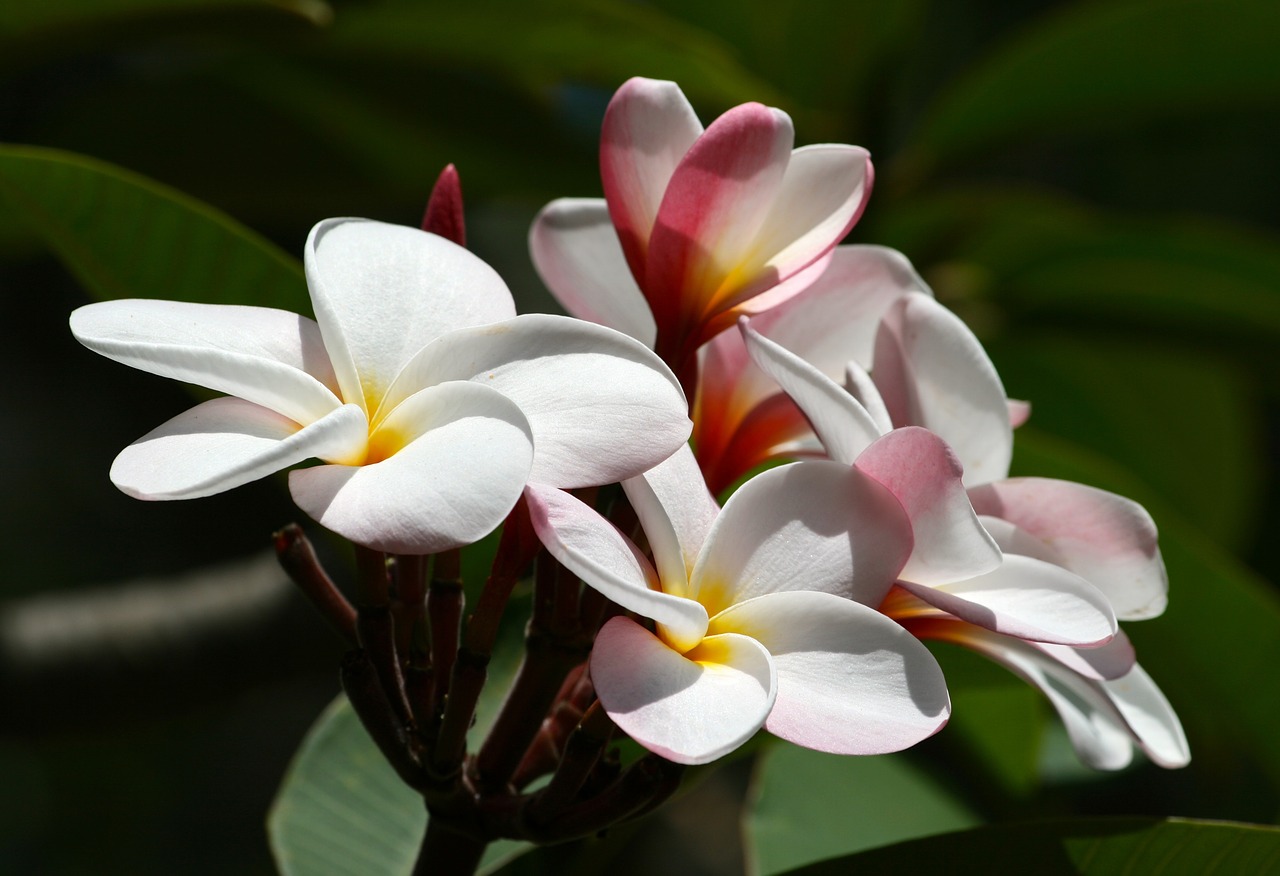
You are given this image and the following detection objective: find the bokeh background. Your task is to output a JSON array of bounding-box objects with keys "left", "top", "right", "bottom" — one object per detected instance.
[{"left": 2, "top": 0, "right": 1278, "bottom": 873}]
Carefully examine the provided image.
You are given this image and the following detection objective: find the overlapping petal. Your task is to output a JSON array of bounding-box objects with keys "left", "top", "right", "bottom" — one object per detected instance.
[
  {"left": 711, "top": 591, "right": 949, "bottom": 754},
  {"left": 856, "top": 427, "right": 1001, "bottom": 586},
  {"left": 70, "top": 299, "right": 342, "bottom": 426},
  {"left": 379, "top": 313, "right": 689, "bottom": 488},
  {"left": 591, "top": 618, "right": 776, "bottom": 766},
  {"left": 872, "top": 293, "right": 1012, "bottom": 486},
  {"left": 622, "top": 444, "right": 720, "bottom": 590},
  {"left": 895, "top": 554, "right": 1116, "bottom": 646},
  {"left": 305, "top": 218, "right": 516, "bottom": 413},
  {"left": 600, "top": 77, "right": 703, "bottom": 278},
  {"left": 692, "top": 460, "right": 912, "bottom": 613},
  {"left": 111, "top": 397, "right": 367, "bottom": 500},
  {"left": 524, "top": 482, "right": 709, "bottom": 650},
  {"left": 289, "top": 382, "right": 532, "bottom": 554},
  {"left": 968, "top": 478, "right": 1167, "bottom": 620},
  {"left": 528, "top": 198, "right": 656, "bottom": 346}
]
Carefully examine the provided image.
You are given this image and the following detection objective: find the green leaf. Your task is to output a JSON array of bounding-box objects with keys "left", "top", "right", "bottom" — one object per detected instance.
[
  {"left": 782, "top": 817, "right": 1280, "bottom": 875},
  {"left": 744, "top": 742, "right": 979, "bottom": 876},
  {"left": 0, "top": 145, "right": 309, "bottom": 312},
  {"left": 906, "top": 0, "right": 1280, "bottom": 168},
  {"left": 268, "top": 594, "right": 534, "bottom": 876}
]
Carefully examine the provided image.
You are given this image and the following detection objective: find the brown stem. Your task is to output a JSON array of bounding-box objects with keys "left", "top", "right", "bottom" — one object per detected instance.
[
  {"left": 273, "top": 524, "right": 357, "bottom": 645},
  {"left": 414, "top": 813, "right": 485, "bottom": 876},
  {"left": 340, "top": 650, "right": 424, "bottom": 792}
]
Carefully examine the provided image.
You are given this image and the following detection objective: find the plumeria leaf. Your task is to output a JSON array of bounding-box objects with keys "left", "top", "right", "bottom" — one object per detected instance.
[
  {"left": 268, "top": 598, "right": 532, "bottom": 876},
  {"left": 0, "top": 145, "right": 308, "bottom": 311},
  {"left": 745, "top": 743, "right": 978, "bottom": 876},
  {"left": 906, "top": 0, "right": 1280, "bottom": 168},
  {"left": 779, "top": 818, "right": 1280, "bottom": 875}
]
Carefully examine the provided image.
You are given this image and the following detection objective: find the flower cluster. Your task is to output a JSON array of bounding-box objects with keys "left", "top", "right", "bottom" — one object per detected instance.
[{"left": 71, "top": 75, "right": 1186, "bottom": 843}]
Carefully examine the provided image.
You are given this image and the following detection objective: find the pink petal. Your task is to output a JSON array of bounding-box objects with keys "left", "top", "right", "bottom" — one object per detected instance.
[
  {"left": 740, "top": 316, "right": 883, "bottom": 465},
  {"left": 304, "top": 218, "right": 516, "bottom": 414},
  {"left": 644, "top": 102, "right": 793, "bottom": 346},
  {"left": 380, "top": 314, "right": 689, "bottom": 489},
  {"left": 591, "top": 617, "right": 775, "bottom": 765},
  {"left": 289, "top": 382, "right": 532, "bottom": 554},
  {"left": 524, "top": 483, "right": 708, "bottom": 651},
  {"left": 873, "top": 293, "right": 1012, "bottom": 486},
  {"left": 895, "top": 554, "right": 1116, "bottom": 646},
  {"left": 600, "top": 77, "right": 703, "bottom": 280},
  {"left": 111, "top": 398, "right": 367, "bottom": 500},
  {"left": 528, "top": 198, "right": 656, "bottom": 347},
  {"left": 856, "top": 427, "right": 1001, "bottom": 586},
  {"left": 70, "top": 299, "right": 342, "bottom": 426},
  {"left": 967, "top": 478, "right": 1167, "bottom": 620},
  {"left": 711, "top": 591, "right": 949, "bottom": 754},
  {"left": 1034, "top": 631, "right": 1137, "bottom": 682},
  {"left": 693, "top": 460, "right": 912, "bottom": 614}
]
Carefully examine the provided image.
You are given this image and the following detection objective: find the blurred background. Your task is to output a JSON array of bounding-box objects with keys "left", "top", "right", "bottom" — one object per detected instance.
[{"left": 2, "top": 0, "right": 1278, "bottom": 873}]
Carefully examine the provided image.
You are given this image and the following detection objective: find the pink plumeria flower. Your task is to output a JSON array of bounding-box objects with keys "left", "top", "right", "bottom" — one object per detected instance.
[
  {"left": 530, "top": 76, "right": 872, "bottom": 375},
  {"left": 525, "top": 446, "right": 949, "bottom": 765},
  {"left": 70, "top": 218, "right": 690, "bottom": 554},
  {"left": 740, "top": 297, "right": 1186, "bottom": 767}
]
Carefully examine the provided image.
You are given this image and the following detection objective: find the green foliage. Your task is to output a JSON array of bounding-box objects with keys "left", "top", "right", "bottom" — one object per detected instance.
[{"left": 779, "top": 817, "right": 1280, "bottom": 875}]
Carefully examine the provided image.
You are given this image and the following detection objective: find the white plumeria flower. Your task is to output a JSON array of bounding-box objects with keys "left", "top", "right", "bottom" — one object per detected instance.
[
  {"left": 739, "top": 294, "right": 1186, "bottom": 768},
  {"left": 525, "top": 446, "right": 949, "bottom": 765},
  {"left": 70, "top": 218, "right": 691, "bottom": 554}
]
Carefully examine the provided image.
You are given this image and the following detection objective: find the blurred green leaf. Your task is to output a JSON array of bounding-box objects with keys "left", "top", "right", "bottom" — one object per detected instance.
[
  {"left": 326, "top": 0, "right": 783, "bottom": 110},
  {"left": 0, "top": 145, "right": 308, "bottom": 311},
  {"left": 878, "top": 189, "right": 1280, "bottom": 342},
  {"left": 991, "top": 337, "right": 1262, "bottom": 551},
  {"left": 0, "top": 0, "right": 328, "bottom": 37},
  {"left": 782, "top": 817, "right": 1280, "bottom": 875},
  {"left": 268, "top": 594, "right": 533, "bottom": 876},
  {"left": 744, "top": 743, "right": 979, "bottom": 875},
  {"left": 905, "top": 0, "right": 1280, "bottom": 170}
]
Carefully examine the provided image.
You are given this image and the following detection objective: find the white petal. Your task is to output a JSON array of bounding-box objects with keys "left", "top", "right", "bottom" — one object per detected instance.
[
  {"left": 591, "top": 617, "right": 775, "bottom": 765},
  {"left": 111, "top": 398, "right": 367, "bottom": 500},
  {"left": 897, "top": 554, "right": 1116, "bottom": 646},
  {"left": 304, "top": 218, "right": 516, "bottom": 413},
  {"left": 692, "top": 460, "right": 912, "bottom": 614},
  {"left": 1104, "top": 664, "right": 1190, "bottom": 768},
  {"left": 524, "top": 483, "right": 708, "bottom": 651},
  {"left": 939, "top": 623, "right": 1136, "bottom": 770},
  {"left": 71, "top": 299, "right": 342, "bottom": 425},
  {"left": 622, "top": 444, "right": 720, "bottom": 592},
  {"left": 380, "top": 314, "right": 689, "bottom": 488},
  {"left": 844, "top": 360, "right": 894, "bottom": 435},
  {"left": 1034, "top": 631, "right": 1136, "bottom": 682},
  {"left": 712, "top": 591, "right": 949, "bottom": 754},
  {"left": 740, "top": 317, "right": 883, "bottom": 465},
  {"left": 745, "top": 146, "right": 872, "bottom": 293},
  {"left": 968, "top": 478, "right": 1167, "bottom": 620},
  {"left": 289, "top": 382, "right": 532, "bottom": 553},
  {"left": 873, "top": 293, "right": 1012, "bottom": 486},
  {"left": 528, "top": 198, "right": 656, "bottom": 347},
  {"left": 856, "top": 428, "right": 1001, "bottom": 586}
]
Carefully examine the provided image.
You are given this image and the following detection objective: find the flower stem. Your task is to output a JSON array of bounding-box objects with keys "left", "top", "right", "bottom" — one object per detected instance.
[
  {"left": 415, "top": 812, "right": 485, "bottom": 876},
  {"left": 273, "top": 524, "right": 357, "bottom": 645}
]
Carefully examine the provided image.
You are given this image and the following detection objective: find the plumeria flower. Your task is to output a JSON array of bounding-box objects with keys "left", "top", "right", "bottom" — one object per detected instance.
[
  {"left": 530, "top": 76, "right": 872, "bottom": 377},
  {"left": 738, "top": 297, "right": 1186, "bottom": 767},
  {"left": 70, "top": 218, "right": 691, "bottom": 554},
  {"left": 525, "top": 446, "right": 949, "bottom": 765}
]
